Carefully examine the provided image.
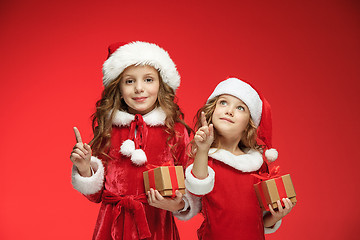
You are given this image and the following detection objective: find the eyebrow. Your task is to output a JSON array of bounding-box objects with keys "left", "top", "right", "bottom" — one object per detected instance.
[
  {"left": 122, "top": 74, "right": 133, "bottom": 78},
  {"left": 219, "top": 96, "right": 246, "bottom": 105},
  {"left": 144, "top": 73, "right": 157, "bottom": 77},
  {"left": 145, "top": 72, "right": 157, "bottom": 76},
  {"left": 122, "top": 73, "right": 156, "bottom": 78}
]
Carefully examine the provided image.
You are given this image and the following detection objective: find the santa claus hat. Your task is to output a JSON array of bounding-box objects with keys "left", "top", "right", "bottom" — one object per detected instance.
[
  {"left": 102, "top": 41, "right": 180, "bottom": 91},
  {"left": 207, "top": 77, "right": 278, "bottom": 162}
]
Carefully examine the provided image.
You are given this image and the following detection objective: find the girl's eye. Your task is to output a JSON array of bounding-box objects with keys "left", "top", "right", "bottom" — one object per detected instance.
[
  {"left": 125, "top": 79, "right": 134, "bottom": 84},
  {"left": 145, "top": 78, "right": 153, "bottom": 83},
  {"left": 237, "top": 106, "right": 245, "bottom": 111},
  {"left": 219, "top": 100, "right": 227, "bottom": 106}
]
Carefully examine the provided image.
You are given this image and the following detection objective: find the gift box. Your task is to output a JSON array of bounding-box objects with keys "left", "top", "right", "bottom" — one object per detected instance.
[
  {"left": 143, "top": 166, "right": 185, "bottom": 197},
  {"left": 254, "top": 174, "right": 297, "bottom": 211}
]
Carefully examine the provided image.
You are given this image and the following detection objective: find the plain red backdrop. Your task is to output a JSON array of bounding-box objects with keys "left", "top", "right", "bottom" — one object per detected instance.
[{"left": 0, "top": 0, "right": 359, "bottom": 239}]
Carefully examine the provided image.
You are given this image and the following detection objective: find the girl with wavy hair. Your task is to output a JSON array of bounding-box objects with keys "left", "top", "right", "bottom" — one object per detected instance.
[
  {"left": 184, "top": 77, "right": 295, "bottom": 239},
  {"left": 70, "top": 42, "right": 196, "bottom": 240}
]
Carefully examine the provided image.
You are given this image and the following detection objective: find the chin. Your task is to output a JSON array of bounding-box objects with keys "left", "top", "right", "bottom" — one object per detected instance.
[{"left": 218, "top": 128, "right": 240, "bottom": 136}]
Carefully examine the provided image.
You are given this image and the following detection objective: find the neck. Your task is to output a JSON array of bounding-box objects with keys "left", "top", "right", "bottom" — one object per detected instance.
[
  {"left": 216, "top": 135, "right": 244, "bottom": 155},
  {"left": 127, "top": 105, "right": 156, "bottom": 115}
]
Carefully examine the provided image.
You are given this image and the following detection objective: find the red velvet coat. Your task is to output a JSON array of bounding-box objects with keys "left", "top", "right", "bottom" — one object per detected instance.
[
  {"left": 184, "top": 148, "right": 281, "bottom": 240},
  {"left": 72, "top": 108, "right": 190, "bottom": 240}
]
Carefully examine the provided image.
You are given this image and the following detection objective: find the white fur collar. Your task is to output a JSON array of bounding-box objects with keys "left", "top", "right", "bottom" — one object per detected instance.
[
  {"left": 208, "top": 148, "right": 263, "bottom": 172},
  {"left": 112, "top": 107, "right": 166, "bottom": 127}
]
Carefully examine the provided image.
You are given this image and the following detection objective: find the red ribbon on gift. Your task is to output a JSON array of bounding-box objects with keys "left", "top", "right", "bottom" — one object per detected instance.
[
  {"left": 145, "top": 160, "right": 172, "bottom": 170},
  {"left": 253, "top": 159, "right": 292, "bottom": 210},
  {"left": 169, "top": 166, "right": 179, "bottom": 197},
  {"left": 274, "top": 177, "right": 287, "bottom": 208},
  {"left": 147, "top": 165, "right": 179, "bottom": 198},
  {"left": 255, "top": 176, "right": 288, "bottom": 211},
  {"left": 251, "top": 165, "right": 281, "bottom": 181}
]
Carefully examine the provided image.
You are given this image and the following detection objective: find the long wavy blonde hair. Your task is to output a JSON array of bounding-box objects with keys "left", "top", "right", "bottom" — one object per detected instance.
[
  {"left": 191, "top": 96, "right": 263, "bottom": 155},
  {"left": 89, "top": 66, "right": 191, "bottom": 159}
]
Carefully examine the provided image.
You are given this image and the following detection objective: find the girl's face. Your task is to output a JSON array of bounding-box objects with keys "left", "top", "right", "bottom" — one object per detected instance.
[
  {"left": 119, "top": 65, "right": 160, "bottom": 115},
  {"left": 212, "top": 94, "right": 251, "bottom": 139}
]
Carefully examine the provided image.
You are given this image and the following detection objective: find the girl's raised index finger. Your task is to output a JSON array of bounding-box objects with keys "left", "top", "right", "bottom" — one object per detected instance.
[
  {"left": 73, "top": 127, "right": 83, "bottom": 143},
  {"left": 200, "top": 112, "right": 208, "bottom": 127}
]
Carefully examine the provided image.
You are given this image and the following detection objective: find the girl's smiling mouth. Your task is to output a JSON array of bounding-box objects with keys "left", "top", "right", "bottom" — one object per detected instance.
[
  {"left": 220, "top": 117, "right": 234, "bottom": 123},
  {"left": 132, "top": 97, "right": 147, "bottom": 102}
]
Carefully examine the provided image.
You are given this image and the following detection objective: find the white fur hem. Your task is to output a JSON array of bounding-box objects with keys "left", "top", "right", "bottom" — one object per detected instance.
[
  {"left": 112, "top": 107, "right": 166, "bottom": 127},
  {"left": 173, "top": 190, "right": 202, "bottom": 221},
  {"left": 209, "top": 148, "right": 263, "bottom": 172},
  {"left": 71, "top": 156, "right": 105, "bottom": 195},
  {"left": 264, "top": 214, "right": 282, "bottom": 234},
  {"left": 185, "top": 164, "right": 215, "bottom": 195}
]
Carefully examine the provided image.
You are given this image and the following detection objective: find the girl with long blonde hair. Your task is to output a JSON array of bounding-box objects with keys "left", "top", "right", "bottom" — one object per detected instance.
[{"left": 70, "top": 41, "right": 196, "bottom": 240}]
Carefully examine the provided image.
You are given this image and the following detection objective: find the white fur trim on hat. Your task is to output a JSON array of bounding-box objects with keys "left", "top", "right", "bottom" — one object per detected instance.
[
  {"left": 265, "top": 148, "right": 278, "bottom": 162},
  {"left": 103, "top": 41, "right": 180, "bottom": 91},
  {"left": 209, "top": 148, "right": 263, "bottom": 172},
  {"left": 173, "top": 190, "right": 202, "bottom": 221},
  {"left": 185, "top": 164, "right": 215, "bottom": 195},
  {"left": 71, "top": 156, "right": 104, "bottom": 195},
  {"left": 207, "top": 78, "right": 263, "bottom": 127}
]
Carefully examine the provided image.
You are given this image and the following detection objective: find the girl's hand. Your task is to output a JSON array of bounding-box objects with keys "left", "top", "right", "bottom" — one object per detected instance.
[
  {"left": 269, "top": 198, "right": 295, "bottom": 221},
  {"left": 70, "top": 127, "right": 92, "bottom": 177},
  {"left": 194, "top": 112, "right": 214, "bottom": 151},
  {"left": 147, "top": 188, "right": 185, "bottom": 212}
]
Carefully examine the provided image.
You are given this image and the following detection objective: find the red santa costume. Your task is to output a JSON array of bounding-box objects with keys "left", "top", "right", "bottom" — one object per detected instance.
[
  {"left": 71, "top": 42, "right": 199, "bottom": 240},
  {"left": 183, "top": 78, "right": 282, "bottom": 240}
]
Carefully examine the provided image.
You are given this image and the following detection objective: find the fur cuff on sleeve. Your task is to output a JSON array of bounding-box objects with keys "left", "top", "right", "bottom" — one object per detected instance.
[
  {"left": 71, "top": 156, "right": 105, "bottom": 195},
  {"left": 185, "top": 164, "right": 215, "bottom": 195},
  {"left": 173, "top": 190, "right": 202, "bottom": 221},
  {"left": 264, "top": 218, "right": 282, "bottom": 234}
]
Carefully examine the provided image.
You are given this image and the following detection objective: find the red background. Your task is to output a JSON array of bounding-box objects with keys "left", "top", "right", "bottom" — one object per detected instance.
[{"left": 1, "top": 0, "right": 359, "bottom": 239}]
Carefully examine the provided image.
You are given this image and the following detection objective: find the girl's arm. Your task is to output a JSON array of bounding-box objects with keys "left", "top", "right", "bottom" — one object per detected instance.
[
  {"left": 263, "top": 198, "right": 295, "bottom": 228},
  {"left": 70, "top": 127, "right": 105, "bottom": 203},
  {"left": 172, "top": 112, "right": 215, "bottom": 220},
  {"left": 70, "top": 127, "right": 92, "bottom": 177},
  {"left": 72, "top": 156, "right": 105, "bottom": 203},
  {"left": 192, "top": 112, "right": 214, "bottom": 179},
  {"left": 183, "top": 112, "right": 215, "bottom": 196},
  {"left": 147, "top": 189, "right": 185, "bottom": 212}
]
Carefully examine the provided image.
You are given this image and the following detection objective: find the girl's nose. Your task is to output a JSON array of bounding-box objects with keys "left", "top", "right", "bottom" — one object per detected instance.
[
  {"left": 134, "top": 81, "right": 144, "bottom": 93},
  {"left": 225, "top": 108, "right": 234, "bottom": 117}
]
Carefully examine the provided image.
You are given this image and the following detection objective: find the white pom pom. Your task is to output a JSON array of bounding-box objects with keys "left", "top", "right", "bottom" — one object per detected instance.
[
  {"left": 120, "top": 139, "right": 135, "bottom": 156},
  {"left": 265, "top": 148, "right": 278, "bottom": 162},
  {"left": 131, "top": 149, "right": 147, "bottom": 166}
]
